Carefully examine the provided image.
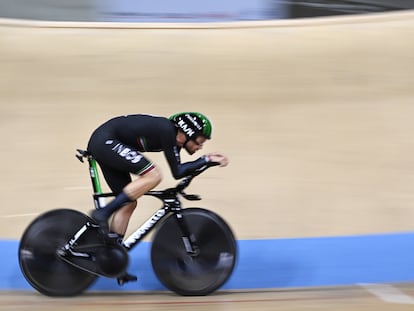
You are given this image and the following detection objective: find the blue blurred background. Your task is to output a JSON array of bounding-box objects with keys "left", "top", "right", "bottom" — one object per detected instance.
[{"left": 0, "top": 0, "right": 413, "bottom": 22}]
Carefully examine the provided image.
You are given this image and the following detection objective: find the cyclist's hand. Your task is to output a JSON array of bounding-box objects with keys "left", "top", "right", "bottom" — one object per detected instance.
[{"left": 207, "top": 153, "right": 229, "bottom": 167}]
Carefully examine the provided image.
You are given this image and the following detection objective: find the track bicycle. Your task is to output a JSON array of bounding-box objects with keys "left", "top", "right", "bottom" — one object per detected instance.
[{"left": 18, "top": 149, "right": 237, "bottom": 296}]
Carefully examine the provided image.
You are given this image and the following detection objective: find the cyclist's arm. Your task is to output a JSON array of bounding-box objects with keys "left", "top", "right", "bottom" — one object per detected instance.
[{"left": 164, "top": 146, "right": 216, "bottom": 179}]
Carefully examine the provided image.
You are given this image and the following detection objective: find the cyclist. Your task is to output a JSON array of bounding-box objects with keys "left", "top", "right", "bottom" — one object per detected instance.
[{"left": 87, "top": 112, "right": 229, "bottom": 284}]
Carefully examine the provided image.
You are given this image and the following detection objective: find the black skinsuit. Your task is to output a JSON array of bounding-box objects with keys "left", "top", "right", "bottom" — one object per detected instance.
[{"left": 87, "top": 114, "right": 209, "bottom": 194}]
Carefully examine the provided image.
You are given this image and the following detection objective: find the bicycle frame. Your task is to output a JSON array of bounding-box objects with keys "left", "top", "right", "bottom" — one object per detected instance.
[
  {"left": 19, "top": 149, "right": 235, "bottom": 296},
  {"left": 74, "top": 149, "right": 198, "bottom": 253}
]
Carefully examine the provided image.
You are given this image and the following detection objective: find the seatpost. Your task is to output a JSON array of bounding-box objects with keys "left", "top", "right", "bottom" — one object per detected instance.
[
  {"left": 88, "top": 157, "right": 109, "bottom": 209},
  {"left": 88, "top": 157, "right": 102, "bottom": 194},
  {"left": 76, "top": 149, "right": 108, "bottom": 209}
]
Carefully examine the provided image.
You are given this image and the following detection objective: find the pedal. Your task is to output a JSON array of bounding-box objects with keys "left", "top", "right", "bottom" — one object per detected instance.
[{"left": 117, "top": 273, "right": 138, "bottom": 286}]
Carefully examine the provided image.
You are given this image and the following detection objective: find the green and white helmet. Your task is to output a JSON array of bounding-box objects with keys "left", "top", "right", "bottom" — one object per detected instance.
[{"left": 169, "top": 112, "right": 212, "bottom": 140}]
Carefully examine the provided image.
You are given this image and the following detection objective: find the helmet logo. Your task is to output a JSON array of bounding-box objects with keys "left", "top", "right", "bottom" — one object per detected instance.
[
  {"left": 184, "top": 113, "right": 203, "bottom": 130},
  {"left": 177, "top": 119, "right": 196, "bottom": 137}
]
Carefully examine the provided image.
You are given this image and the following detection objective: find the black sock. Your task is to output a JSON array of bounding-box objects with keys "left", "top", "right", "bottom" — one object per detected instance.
[{"left": 98, "top": 192, "right": 133, "bottom": 219}]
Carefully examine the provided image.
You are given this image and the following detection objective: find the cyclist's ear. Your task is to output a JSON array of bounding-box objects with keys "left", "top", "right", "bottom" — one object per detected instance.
[{"left": 176, "top": 131, "right": 187, "bottom": 147}]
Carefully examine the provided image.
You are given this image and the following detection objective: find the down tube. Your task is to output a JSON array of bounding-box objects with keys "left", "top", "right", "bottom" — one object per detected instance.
[{"left": 123, "top": 208, "right": 170, "bottom": 250}]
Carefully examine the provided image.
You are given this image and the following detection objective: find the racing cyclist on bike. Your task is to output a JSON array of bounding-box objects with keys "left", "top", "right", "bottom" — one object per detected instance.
[{"left": 87, "top": 112, "right": 229, "bottom": 284}]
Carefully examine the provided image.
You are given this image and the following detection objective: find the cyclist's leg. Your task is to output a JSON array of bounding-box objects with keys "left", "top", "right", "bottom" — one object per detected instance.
[
  {"left": 124, "top": 167, "right": 162, "bottom": 199},
  {"left": 96, "top": 166, "right": 134, "bottom": 235},
  {"left": 87, "top": 137, "right": 162, "bottom": 284},
  {"left": 88, "top": 165, "right": 131, "bottom": 234},
  {"left": 112, "top": 168, "right": 161, "bottom": 235},
  {"left": 102, "top": 169, "right": 162, "bottom": 286},
  {"left": 88, "top": 138, "right": 162, "bottom": 232},
  {"left": 110, "top": 202, "right": 136, "bottom": 236}
]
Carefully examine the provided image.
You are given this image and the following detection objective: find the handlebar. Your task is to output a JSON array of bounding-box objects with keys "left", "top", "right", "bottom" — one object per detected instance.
[
  {"left": 176, "top": 162, "right": 220, "bottom": 192},
  {"left": 148, "top": 161, "right": 220, "bottom": 202}
]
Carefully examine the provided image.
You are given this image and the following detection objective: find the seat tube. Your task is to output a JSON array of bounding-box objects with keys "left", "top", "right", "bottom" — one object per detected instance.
[{"left": 88, "top": 157, "right": 106, "bottom": 208}]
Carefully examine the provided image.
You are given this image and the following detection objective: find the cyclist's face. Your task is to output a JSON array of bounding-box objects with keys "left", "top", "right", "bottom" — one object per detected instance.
[{"left": 185, "top": 136, "right": 207, "bottom": 155}]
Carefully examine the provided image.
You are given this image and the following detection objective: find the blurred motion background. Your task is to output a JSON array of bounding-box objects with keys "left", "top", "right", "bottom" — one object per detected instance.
[
  {"left": 0, "top": 0, "right": 413, "bottom": 22},
  {"left": 0, "top": 0, "right": 413, "bottom": 242},
  {"left": 1, "top": 0, "right": 414, "bottom": 294}
]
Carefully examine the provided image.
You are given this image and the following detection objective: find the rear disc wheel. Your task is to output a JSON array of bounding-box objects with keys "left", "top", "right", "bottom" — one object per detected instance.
[{"left": 19, "top": 209, "right": 98, "bottom": 296}]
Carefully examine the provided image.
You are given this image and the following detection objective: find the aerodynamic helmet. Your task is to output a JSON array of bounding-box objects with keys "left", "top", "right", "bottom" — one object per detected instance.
[{"left": 169, "top": 112, "right": 212, "bottom": 140}]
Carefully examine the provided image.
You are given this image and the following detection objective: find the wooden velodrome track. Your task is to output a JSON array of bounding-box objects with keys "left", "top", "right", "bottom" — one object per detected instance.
[{"left": 1, "top": 10, "right": 414, "bottom": 310}]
